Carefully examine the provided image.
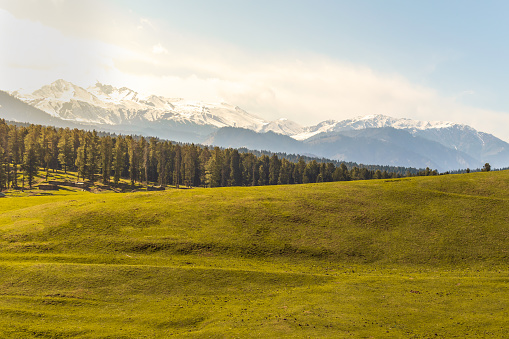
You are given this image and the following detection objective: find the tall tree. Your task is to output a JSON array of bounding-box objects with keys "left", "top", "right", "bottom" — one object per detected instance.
[
  {"left": 100, "top": 136, "right": 113, "bottom": 184},
  {"left": 113, "top": 136, "right": 126, "bottom": 185},
  {"left": 86, "top": 131, "right": 100, "bottom": 181},
  {"left": 58, "top": 128, "right": 73, "bottom": 174},
  {"left": 75, "top": 133, "right": 87, "bottom": 182},
  {"left": 173, "top": 144, "right": 181, "bottom": 188},
  {"left": 23, "top": 129, "right": 39, "bottom": 188},
  {"left": 8, "top": 125, "right": 21, "bottom": 188},
  {"left": 268, "top": 154, "right": 281, "bottom": 185},
  {"left": 229, "top": 149, "right": 242, "bottom": 186}
]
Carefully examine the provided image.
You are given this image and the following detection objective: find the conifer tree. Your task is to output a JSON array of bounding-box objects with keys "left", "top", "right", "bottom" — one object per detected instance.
[
  {"left": 198, "top": 147, "right": 211, "bottom": 187},
  {"left": 23, "top": 130, "right": 39, "bottom": 188},
  {"left": 156, "top": 141, "right": 167, "bottom": 187},
  {"left": 58, "top": 128, "right": 73, "bottom": 174},
  {"left": 8, "top": 125, "right": 21, "bottom": 188},
  {"left": 86, "top": 131, "right": 100, "bottom": 182},
  {"left": 100, "top": 136, "right": 113, "bottom": 183},
  {"left": 173, "top": 144, "right": 181, "bottom": 188},
  {"left": 113, "top": 136, "right": 125, "bottom": 185},
  {"left": 229, "top": 149, "right": 241, "bottom": 186},
  {"left": 75, "top": 133, "right": 87, "bottom": 182},
  {"left": 268, "top": 154, "right": 281, "bottom": 185}
]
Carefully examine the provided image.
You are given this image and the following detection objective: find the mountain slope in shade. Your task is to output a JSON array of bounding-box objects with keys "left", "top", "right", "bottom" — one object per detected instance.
[
  {"left": 204, "top": 127, "right": 309, "bottom": 155},
  {"left": 0, "top": 90, "right": 78, "bottom": 128},
  {"left": 305, "top": 127, "right": 482, "bottom": 171},
  {"left": 207, "top": 126, "right": 482, "bottom": 171}
]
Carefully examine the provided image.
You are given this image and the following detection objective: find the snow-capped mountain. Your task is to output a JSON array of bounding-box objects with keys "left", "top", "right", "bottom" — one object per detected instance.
[
  {"left": 10, "top": 79, "right": 297, "bottom": 133},
  {"left": 292, "top": 114, "right": 509, "bottom": 167},
  {"left": 4, "top": 80, "right": 509, "bottom": 170},
  {"left": 293, "top": 114, "right": 464, "bottom": 141}
]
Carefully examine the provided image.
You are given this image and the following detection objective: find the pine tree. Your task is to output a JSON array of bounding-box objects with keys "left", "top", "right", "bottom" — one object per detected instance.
[
  {"left": 156, "top": 141, "right": 167, "bottom": 187},
  {"left": 198, "top": 147, "right": 211, "bottom": 187},
  {"left": 75, "top": 134, "right": 87, "bottom": 182},
  {"left": 113, "top": 136, "right": 125, "bottom": 185},
  {"left": 57, "top": 128, "right": 73, "bottom": 174},
  {"left": 258, "top": 155, "right": 269, "bottom": 186},
  {"left": 268, "top": 154, "right": 281, "bottom": 185},
  {"left": 100, "top": 136, "right": 113, "bottom": 184},
  {"left": 205, "top": 147, "right": 222, "bottom": 187},
  {"left": 277, "top": 158, "right": 292, "bottom": 185},
  {"left": 86, "top": 131, "right": 100, "bottom": 182},
  {"left": 174, "top": 144, "right": 181, "bottom": 188},
  {"left": 140, "top": 137, "right": 149, "bottom": 186},
  {"left": 229, "top": 149, "right": 241, "bottom": 186},
  {"left": 303, "top": 160, "right": 319, "bottom": 183},
  {"left": 0, "top": 121, "right": 9, "bottom": 190},
  {"left": 23, "top": 130, "right": 39, "bottom": 188},
  {"left": 8, "top": 125, "right": 21, "bottom": 188}
]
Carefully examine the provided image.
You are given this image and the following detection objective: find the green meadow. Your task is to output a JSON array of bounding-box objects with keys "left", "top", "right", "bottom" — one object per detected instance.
[{"left": 0, "top": 171, "right": 508, "bottom": 338}]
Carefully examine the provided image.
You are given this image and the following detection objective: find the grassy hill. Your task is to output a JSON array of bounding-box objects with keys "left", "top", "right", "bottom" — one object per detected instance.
[{"left": 0, "top": 171, "right": 508, "bottom": 337}]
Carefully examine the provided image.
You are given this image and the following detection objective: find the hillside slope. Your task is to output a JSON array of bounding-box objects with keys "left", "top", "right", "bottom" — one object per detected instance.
[
  {"left": 2, "top": 171, "right": 507, "bottom": 264},
  {"left": 0, "top": 171, "right": 507, "bottom": 337}
]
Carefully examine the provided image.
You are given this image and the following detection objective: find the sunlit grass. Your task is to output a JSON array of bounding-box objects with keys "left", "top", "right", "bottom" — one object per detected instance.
[{"left": 0, "top": 171, "right": 507, "bottom": 337}]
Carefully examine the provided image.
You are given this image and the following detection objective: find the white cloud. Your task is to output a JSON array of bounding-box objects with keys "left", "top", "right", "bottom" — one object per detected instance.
[{"left": 152, "top": 43, "right": 168, "bottom": 55}]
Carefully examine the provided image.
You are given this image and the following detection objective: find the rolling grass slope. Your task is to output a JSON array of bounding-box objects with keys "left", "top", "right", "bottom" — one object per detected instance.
[{"left": 0, "top": 171, "right": 508, "bottom": 337}]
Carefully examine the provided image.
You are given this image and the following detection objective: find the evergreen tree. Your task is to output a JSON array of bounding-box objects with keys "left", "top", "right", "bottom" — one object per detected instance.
[
  {"left": 268, "top": 154, "right": 281, "bottom": 185},
  {"left": 113, "top": 136, "right": 126, "bottom": 185},
  {"left": 140, "top": 137, "right": 149, "bottom": 185},
  {"left": 86, "top": 131, "right": 100, "bottom": 181},
  {"left": 205, "top": 147, "right": 222, "bottom": 187},
  {"left": 258, "top": 155, "right": 270, "bottom": 186},
  {"left": 0, "top": 121, "right": 9, "bottom": 190},
  {"left": 277, "top": 158, "right": 292, "bottom": 185},
  {"left": 148, "top": 138, "right": 159, "bottom": 184},
  {"left": 23, "top": 130, "right": 39, "bottom": 188},
  {"left": 48, "top": 127, "right": 59, "bottom": 173},
  {"left": 293, "top": 158, "right": 306, "bottom": 184},
  {"left": 0, "top": 139, "right": 5, "bottom": 190},
  {"left": 57, "top": 128, "right": 73, "bottom": 174},
  {"left": 229, "top": 149, "right": 242, "bottom": 186},
  {"left": 75, "top": 133, "right": 87, "bottom": 182},
  {"left": 8, "top": 125, "right": 21, "bottom": 188},
  {"left": 100, "top": 136, "right": 113, "bottom": 183},
  {"left": 174, "top": 144, "right": 181, "bottom": 188},
  {"left": 303, "top": 160, "right": 319, "bottom": 183},
  {"left": 198, "top": 147, "right": 211, "bottom": 187}
]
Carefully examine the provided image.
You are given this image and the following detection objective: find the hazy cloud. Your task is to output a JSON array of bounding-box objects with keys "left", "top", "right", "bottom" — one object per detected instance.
[{"left": 152, "top": 43, "right": 168, "bottom": 55}]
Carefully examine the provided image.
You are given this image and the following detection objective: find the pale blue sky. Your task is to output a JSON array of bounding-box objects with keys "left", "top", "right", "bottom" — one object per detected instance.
[
  {"left": 115, "top": 0, "right": 509, "bottom": 111},
  {"left": 1, "top": 0, "right": 508, "bottom": 140}
]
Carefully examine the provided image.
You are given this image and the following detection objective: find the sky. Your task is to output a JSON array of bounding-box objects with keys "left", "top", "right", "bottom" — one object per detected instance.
[{"left": 1, "top": 0, "right": 509, "bottom": 141}]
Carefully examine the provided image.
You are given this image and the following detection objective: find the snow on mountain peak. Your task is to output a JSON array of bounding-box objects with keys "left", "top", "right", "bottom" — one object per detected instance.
[
  {"left": 291, "top": 114, "right": 468, "bottom": 141},
  {"left": 10, "top": 80, "right": 301, "bottom": 132}
]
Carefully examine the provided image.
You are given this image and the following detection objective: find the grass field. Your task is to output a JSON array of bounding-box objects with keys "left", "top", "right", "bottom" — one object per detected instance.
[{"left": 0, "top": 171, "right": 508, "bottom": 338}]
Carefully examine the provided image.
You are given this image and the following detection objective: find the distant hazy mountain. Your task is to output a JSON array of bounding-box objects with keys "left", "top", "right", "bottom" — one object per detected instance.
[
  {"left": 294, "top": 114, "right": 509, "bottom": 167},
  {"left": 3, "top": 80, "right": 508, "bottom": 171}
]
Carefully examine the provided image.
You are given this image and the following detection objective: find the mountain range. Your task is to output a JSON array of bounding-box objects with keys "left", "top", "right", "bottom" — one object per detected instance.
[{"left": 2, "top": 79, "right": 508, "bottom": 171}]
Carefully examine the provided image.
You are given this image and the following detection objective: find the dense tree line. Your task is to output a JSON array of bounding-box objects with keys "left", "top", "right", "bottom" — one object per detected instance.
[
  {"left": 0, "top": 119, "right": 417, "bottom": 191},
  {"left": 237, "top": 148, "right": 422, "bottom": 177}
]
